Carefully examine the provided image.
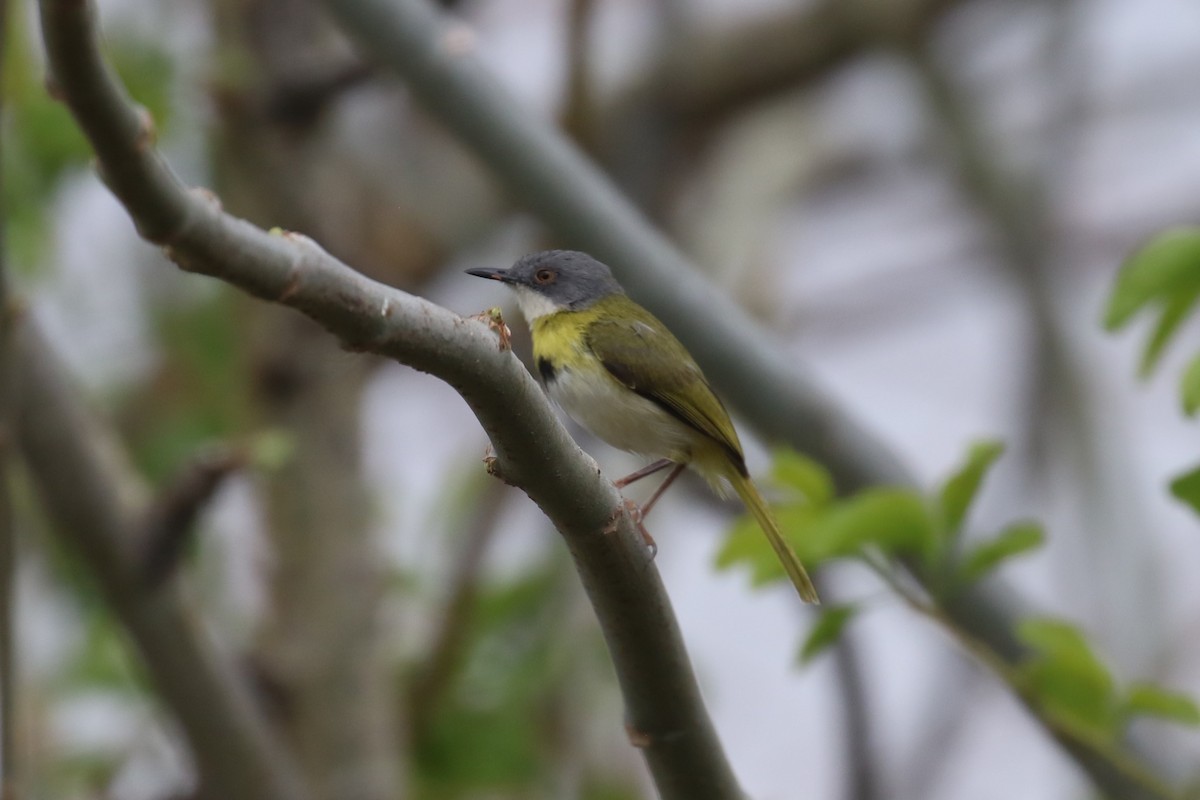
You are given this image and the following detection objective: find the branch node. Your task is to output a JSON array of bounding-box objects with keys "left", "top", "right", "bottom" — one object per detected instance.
[
  {"left": 276, "top": 230, "right": 325, "bottom": 303},
  {"left": 133, "top": 104, "right": 157, "bottom": 150},
  {"left": 624, "top": 721, "right": 653, "bottom": 749},
  {"left": 602, "top": 504, "right": 625, "bottom": 535},
  {"left": 482, "top": 446, "right": 517, "bottom": 486},
  {"left": 190, "top": 186, "right": 224, "bottom": 212},
  {"left": 470, "top": 307, "right": 512, "bottom": 351}
]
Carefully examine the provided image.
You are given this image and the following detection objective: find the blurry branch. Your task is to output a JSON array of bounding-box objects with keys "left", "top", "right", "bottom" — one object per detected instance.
[
  {"left": 407, "top": 477, "right": 508, "bottom": 744},
  {"left": 249, "top": 326, "right": 398, "bottom": 800},
  {"left": 875, "top": 567, "right": 1180, "bottom": 800},
  {"left": 0, "top": 0, "right": 17, "bottom": 789},
  {"left": 823, "top": 593, "right": 880, "bottom": 800},
  {"left": 140, "top": 445, "right": 246, "bottom": 589},
  {"left": 263, "top": 61, "right": 373, "bottom": 130},
  {"left": 558, "top": 0, "right": 598, "bottom": 151},
  {"left": 896, "top": 660, "right": 981, "bottom": 800},
  {"left": 12, "top": 321, "right": 310, "bottom": 800},
  {"left": 627, "top": 0, "right": 966, "bottom": 127},
  {"left": 36, "top": 0, "right": 744, "bottom": 796}
]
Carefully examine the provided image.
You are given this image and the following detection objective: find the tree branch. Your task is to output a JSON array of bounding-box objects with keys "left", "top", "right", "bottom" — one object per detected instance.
[
  {"left": 13, "top": 320, "right": 310, "bottom": 800},
  {"left": 36, "top": 0, "right": 743, "bottom": 795},
  {"left": 139, "top": 444, "right": 246, "bottom": 589},
  {"left": 642, "top": 0, "right": 965, "bottom": 126}
]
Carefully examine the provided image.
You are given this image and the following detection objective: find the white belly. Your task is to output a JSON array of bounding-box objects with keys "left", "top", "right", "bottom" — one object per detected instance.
[{"left": 546, "top": 366, "right": 697, "bottom": 461}]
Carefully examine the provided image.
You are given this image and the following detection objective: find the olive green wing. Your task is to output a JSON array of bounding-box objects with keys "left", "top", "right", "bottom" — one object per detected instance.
[{"left": 584, "top": 303, "right": 746, "bottom": 473}]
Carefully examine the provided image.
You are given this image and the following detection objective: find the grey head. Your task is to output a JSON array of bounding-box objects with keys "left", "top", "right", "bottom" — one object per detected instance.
[{"left": 466, "top": 250, "right": 625, "bottom": 313}]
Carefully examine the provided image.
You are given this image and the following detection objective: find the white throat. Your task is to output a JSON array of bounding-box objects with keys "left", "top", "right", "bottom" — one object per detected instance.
[{"left": 512, "top": 285, "right": 567, "bottom": 323}]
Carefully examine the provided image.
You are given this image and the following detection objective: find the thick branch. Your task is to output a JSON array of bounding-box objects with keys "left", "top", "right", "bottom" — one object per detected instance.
[
  {"left": 13, "top": 321, "right": 310, "bottom": 800},
  {"left": 37, "top": 1, "right": 742, "bottom": 795},
  {"left": 647, "top": 0, "right": 965, "bottom": 125}
]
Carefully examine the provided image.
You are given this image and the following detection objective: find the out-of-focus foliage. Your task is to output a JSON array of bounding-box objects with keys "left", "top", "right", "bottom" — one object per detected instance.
[
  {"left": 121, "top": 289, "right": 251, "bottom": 481},
  {"left": 1170, "top": 467, "right": 1200, "bottom": 516},
  {"left": 799, "top": 604, "right": 859, "bottom": 665},
  {"left": 1105, "top": 228, "right": 1200, "bottom": 380},
  {"left": 410, "top": 557, "right": 635, "bottom": 799},
  {"left": 723, "top": 444, "right": 1199, "bottom": 743},
  {"left": 717, "top": 440, "right": 1036, "bottom": 594},
  {"left": 1107, "top": 227, "right": 1200, "bottom": 517},
  {"left": 1016, "top": 617, "right": 1200, "bottom": 741}
]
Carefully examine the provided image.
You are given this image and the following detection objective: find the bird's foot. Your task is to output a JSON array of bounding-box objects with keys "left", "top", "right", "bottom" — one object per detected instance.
[{"left": 623, "top": 498, "right": 658, "bottom": 558}]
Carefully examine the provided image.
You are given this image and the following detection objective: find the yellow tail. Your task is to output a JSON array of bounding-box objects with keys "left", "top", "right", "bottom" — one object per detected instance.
[{"left": 730, "top": 473, "right": 820, "bottom": 604}]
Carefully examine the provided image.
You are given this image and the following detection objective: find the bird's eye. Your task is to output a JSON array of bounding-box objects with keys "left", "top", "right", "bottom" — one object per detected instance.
[{"left": 534, "top": 269, "right": 555, "bottom": 284}]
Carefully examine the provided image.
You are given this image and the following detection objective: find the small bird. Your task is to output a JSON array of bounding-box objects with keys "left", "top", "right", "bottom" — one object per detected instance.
[{"left": 467, "top": 250, "right": 819, "bottom": 604}]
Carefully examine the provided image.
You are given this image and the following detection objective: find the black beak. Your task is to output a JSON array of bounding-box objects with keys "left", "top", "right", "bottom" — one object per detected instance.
[{"left": 466, "top": 267, "right": 514, "bottom": 283}]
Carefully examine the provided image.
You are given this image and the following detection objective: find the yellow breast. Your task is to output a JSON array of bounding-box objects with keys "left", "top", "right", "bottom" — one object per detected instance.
[{"left": 530, "top": 310, "right": 702, "bottom": 462}]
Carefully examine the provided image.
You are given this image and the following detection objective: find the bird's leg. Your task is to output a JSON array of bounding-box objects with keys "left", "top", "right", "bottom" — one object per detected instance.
[
  {"left": 614, "top": 458, "right": 674, "bottom": 489},
  {"left": 618, "top": 462, "right": 686, "bottom": 559},
  {"left": 622, "top": 498, "right": 657, "bottom": 558},
  {"left": 638, "top": 462, "right": 686, "bottom": 521}
]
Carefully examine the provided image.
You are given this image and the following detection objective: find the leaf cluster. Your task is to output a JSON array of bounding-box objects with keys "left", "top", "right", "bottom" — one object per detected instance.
[
  {"left": 717, "top": 442, "right": 1199, "bottom": 740},
  {"left": 1107, "top": 229, "right": 1200, "bottom": 514}
]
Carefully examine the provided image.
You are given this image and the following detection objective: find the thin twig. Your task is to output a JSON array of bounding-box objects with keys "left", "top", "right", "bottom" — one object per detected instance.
[
  {"left": 827, "top": 612, "right": 880, "bottom": 800},
  {"left": 140, "top": 445, "right": 247, "bottom": 590},
  {"left": 869, "top": 563, "right": 1180, "bottom": 800},
  {"left": 36, "top": 1, "right": 743, "bottom": 795}
]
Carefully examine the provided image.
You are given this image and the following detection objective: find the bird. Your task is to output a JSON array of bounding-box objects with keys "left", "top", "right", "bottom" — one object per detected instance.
[{"left": 467, "top": 250, "right": 818, "bottom": 604}]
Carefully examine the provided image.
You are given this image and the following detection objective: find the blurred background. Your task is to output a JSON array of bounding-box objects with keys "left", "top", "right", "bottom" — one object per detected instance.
[{"left": 6, "top": 0, "right": 1200, "bottom": 797}]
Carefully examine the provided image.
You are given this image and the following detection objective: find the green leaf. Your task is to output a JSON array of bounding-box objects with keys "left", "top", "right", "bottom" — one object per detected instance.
[
  {"left": 939, "top": 440, "right": 1005, "bottom": 536},
  {"left": 718, "top": 488, "right": 933, "bottom": 585},
  {"left": 717, "top": 504, "right": 824, "bottom": 585},
  {"left": 960, "top": 521, "right": 1045, "bottom": 584},
  {"left": 1017, "top": 618, "right": 1120, "bottom": 740},
  {"left": 799, "top": 605, "right": 858, "bottom": 664},
  {"left": 1123, "top": 683, "right": 1200, "bottom": 726},
  {"left": 770, "top": 449, "right": 834, "bottom": 507},
  {"left": 1169, "top": 466, "right": 1200, "bottom": 516},
  {"left": 1182, "top": 352, "right": 1200, "bottom": 417},
  {"left": 1106, "top": 228, "right": 1200, "bottom": 330},
  {"left": 806, "top": 489, "right": 935, "bottom": 559},
  {"left": 1139, "top": 284, "right": 1200, "bottom": 377}
]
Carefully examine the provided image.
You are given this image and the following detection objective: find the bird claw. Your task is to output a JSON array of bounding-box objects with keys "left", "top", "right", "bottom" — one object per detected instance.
[{"left": 623, "top": 498, "right": 657, "bottom": 558}]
